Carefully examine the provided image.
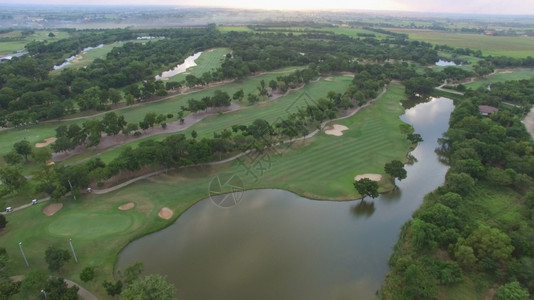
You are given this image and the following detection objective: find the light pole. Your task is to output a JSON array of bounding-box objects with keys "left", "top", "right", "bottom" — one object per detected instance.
[
  {"left": 18, "top": 242, "right": 29, "bottom": 267},
  {"left": 69, "top": 239, "right": 78, "bottom": 263}
]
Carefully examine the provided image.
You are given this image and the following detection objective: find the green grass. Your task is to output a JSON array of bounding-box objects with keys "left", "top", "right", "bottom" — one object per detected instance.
[
  {"left": 0, "top": 30, "right": 71, "bottom": 56},
  {"left": 49, "top": 41, "right": 146, "bottom": 74},
  {"left": 79, "top": 73, "right": 351, "bottom": 164},
  {"left": 0, "top": 124, "right": 59, "bottom": 166},
  {"left": 165, "top": 48, "right": 230, "bottom": 82},
  {"left": 465, "top": 69, "right": 534, "bottom": 90},
  {"left": 389, "top": 28, "right": 534, "bottom": 58},
  {"left": 0, "top": 68, "right": 299, "bottom": 166},
  {"left": 48, "top": 212, "right": 134, "bottom": 239},
  {"left": 1, "top": 83, "right": 411, "bottom": 298}
]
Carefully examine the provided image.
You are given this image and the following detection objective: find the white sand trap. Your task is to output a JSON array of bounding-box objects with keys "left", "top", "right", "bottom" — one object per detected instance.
[
  {"left": 354, "top": 174, "right": 382, "bottom": 182},
  {"left": 325, "top": 124, "right": 349, "bottom": 136},
  {"left": 118, "top": 202, "right": 135, "bottom": 211},
  {"left": 35, "top": 137, "right": 57, "bottom": 148},
  {"left": 43, "top": 203, "right": 63, "bottom": 216},
  {"left": 158, "top": 207, "right": 173, "bottom": 220}
]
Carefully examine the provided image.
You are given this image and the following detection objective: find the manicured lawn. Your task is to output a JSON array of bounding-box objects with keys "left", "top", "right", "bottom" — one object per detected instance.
[
  {"left": 165, "top": 48, "right": 230, "bottom": 82},
  {"left": 83, "top": 74, "right": 352, "bottom": 164},
  {"left": 389, "top": 28, "right": 534, "bottom": 58},
  {"left": 0, "top": 30, "right": 71, "bottom": 55},
  {"left": 0, "top": 68, "right": 299, "bottom": 165},
  {"left": 1, "top": 82, "right": 411, "bottom": 299},
  {"left": 49, "top": 41, "right": 151, "bottom": 74},
  {"left": 465, "top": 69, "right": 534, "bottom": 90}
]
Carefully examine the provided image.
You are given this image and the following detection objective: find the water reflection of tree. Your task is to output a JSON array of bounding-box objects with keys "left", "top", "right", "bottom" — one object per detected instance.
[
  {"left": 351, "top": 200, "right": 375, "bottom": 218},
  {"left": 381, "top": 188, "right": 402, "bottom": 203},
  {"left": 401, "top": 96, "right": 432, "bottom": 110}
]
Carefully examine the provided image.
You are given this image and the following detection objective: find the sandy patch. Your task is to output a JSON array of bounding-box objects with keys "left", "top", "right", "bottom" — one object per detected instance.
[
  {"left": 35, "top": 137, "right": 57, "bottom": 148},
  {"left": 43, "top": 203, "right": 63, "bottom": 216},
  {"left": 354, "top": 174, "right": 382, "bottom": 182},
  {"left": 158, "top": 207, "right": 173, "bottom": 220},
  {"left": 324, "top": 76, "right": 333, "bottom": 81},
  {"left": 499, "top": 70, "right": 514, "bottom": 74},
  {"left": 118, "top": 202, "right": 135, "bottom": 211},
  {"left": 325, "top": 124, "right": 349, "bottom": 136}
]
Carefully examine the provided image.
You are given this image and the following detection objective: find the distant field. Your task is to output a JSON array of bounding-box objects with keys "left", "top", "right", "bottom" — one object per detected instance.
[
  {"left": 465, "top": 68, "right": 534, "bottom": 90},
  {"left": 164, "top": 48, "right": 230, "bottom": 82},
  {"left": 0, "top": 30, "right": 70, "bottom": 55},
  {"left": 388, "top": 28, "right": 534, "bottom": 58},
  {"left": 217, "top": 26, "right": 253, "bottom": 32},
  {"left": 240, "top": 26, "right": 388, "bottom": 39}
]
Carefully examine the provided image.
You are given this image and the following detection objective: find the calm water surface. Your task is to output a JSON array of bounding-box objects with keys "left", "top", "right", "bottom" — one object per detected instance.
[{"left": 116, "top": 97, "right": 454, "bottom": 300}]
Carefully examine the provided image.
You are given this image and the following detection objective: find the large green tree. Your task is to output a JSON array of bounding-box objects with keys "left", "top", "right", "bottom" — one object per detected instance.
[
  {"left": 44, "top": 277, "right": 79, "bottom": 300},
  {"left": 0, "top": 166, "right": 26, "bottom": 193},
  {"left": 384, "top": 160, "right": 407, "bottom": 183},
  {"left": 353, "top": 178, "right": 379, "bottom": 200},
  {"left": 45, "top": 246, "right": 71, "bottom": 273},
  {"left": 119, "top": 275, "right": 176, "bottom": 300},
  {"left": 13, "top": 140, "right": 32, "bottom": 161}
]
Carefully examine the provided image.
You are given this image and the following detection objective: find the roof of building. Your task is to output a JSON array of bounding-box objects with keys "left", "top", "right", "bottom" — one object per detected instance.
[{"left": 479, "top": 105, "right": 499, "bottom": 114}]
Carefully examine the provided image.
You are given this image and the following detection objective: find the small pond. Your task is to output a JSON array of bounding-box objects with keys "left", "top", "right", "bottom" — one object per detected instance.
[{"left": 53, "top": 44, "right": 104, "bottom": 70}]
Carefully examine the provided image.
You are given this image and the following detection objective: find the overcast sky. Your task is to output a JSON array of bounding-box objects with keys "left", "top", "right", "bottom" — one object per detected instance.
[{"left": 3, "top": 0, "right": 534, "bottom": 15}]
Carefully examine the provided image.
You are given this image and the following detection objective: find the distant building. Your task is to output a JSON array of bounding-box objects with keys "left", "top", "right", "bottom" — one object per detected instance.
[{"left": 479, "top": 105, "right": 499, "bottom": 116}]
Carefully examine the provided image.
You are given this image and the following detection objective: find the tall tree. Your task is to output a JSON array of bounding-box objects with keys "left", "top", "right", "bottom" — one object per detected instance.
[
  {"left": 13, "top": 140, "right": 32, "bottom": 161},
  {"left": 0, "top": 166, "right": 26, "bottom": 193},
  {"left": 119, "top": 275, "right": 176, "bottom": 300},
  {"left": 384, "top": 160, "right": 407, "bottom": 183},
  {"left": 45, "top": 246, "right": 71, "bottom": 273},
  {"left": 44, "top": 277, "right": 79, "bottom": 300},
  {"left": 353, "top": 178, "right": 379, "bottom": 200}
]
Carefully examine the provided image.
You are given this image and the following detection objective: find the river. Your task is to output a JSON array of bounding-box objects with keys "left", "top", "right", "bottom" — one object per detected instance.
[{"left": 116, "top": 97, "right": 454, "bottom": 300}]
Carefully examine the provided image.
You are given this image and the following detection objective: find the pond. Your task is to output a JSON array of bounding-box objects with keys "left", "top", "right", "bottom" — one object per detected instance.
[
  {"left": 155, "top": 51, "right": 202, "bottom": 80},
  {"left": 53, "top": 44, "right": 104, "bottom": 70},
  {"left": 116, "top": 97, "right": 454, "bottom": 300},
  {"left": 435, "top": 59, "right": 458, "bottom": 66}
]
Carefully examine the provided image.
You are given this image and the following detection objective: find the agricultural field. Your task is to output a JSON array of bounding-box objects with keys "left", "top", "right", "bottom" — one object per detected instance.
[
  {"left": 388, "top": 28, "right": 534, "bottom": 58},
  {"left": 0, "top": 30, "right": 71, "bottom": 55}
]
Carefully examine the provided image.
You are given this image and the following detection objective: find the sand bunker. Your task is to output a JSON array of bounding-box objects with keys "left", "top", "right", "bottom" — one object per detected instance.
[
  {"left": 43, "top": 203, "right": 63, "bottom": 216},
  {"left": 354, "top": 174, "right": 382, "bottom": 182},
  {"left": 118, "top": 202, "right": 135, "bottom": 211},
  {"left": 325, "top": 124, "right": 349, "bottom": 136},
  {"left": 158, "top": 207, "right": 173, "bottom": 220},
  {"left": 35, "top": 137, "right": 57, "bottom": 148}
]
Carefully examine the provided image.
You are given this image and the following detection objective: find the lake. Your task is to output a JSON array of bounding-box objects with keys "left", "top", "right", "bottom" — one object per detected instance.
[
  {"left": 155, "top": 51, "right": 202, "bottom": 80},
  {"left": 116, "top": 97, "right": 454, "bottom": 300}
]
